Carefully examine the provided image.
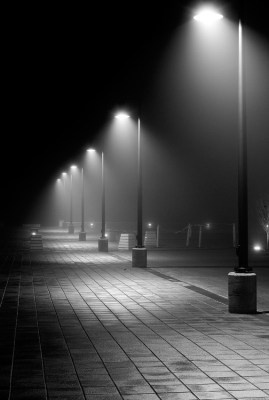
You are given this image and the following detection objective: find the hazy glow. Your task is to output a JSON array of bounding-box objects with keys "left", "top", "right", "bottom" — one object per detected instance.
[
  {"left": 87, "top": 148, "right": 96, "bottom": 153},
  {"left": 62, "top": 172, "right": 67, "bottom": 176},
  {"left": 253, "top": 244, "right": 262, "bottom": 251},
  {"left": 194, "top": 8, "right": 223, "bottom": 24},
  {"left": 71, "top": 165, "right": 77, "bottom": 169},
  {"left": 115, "top": 112, "right": 130, "bottom": 120}
]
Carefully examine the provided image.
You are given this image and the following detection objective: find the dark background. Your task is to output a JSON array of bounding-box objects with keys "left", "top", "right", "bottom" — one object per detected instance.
[{"left": 2, "top": 1, "right": 269, "bottom": 244}]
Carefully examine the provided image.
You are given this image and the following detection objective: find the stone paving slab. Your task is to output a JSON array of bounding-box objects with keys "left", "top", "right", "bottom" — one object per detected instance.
[{"left": 0, "top": 229, "right": 268, "bottom": 399}]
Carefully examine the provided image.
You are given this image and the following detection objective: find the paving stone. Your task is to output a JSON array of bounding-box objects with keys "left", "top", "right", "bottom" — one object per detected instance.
[
  {"left": 1, "top": 228, "right": 269, "bottom": 400},
  {"left": 158, "top": 393, "right": 198, "bottom": 399}
]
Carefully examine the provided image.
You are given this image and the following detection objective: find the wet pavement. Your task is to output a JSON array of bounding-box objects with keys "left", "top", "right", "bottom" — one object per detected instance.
[{"left": 0, "top": 227, "right": 268, "bottom": 399}]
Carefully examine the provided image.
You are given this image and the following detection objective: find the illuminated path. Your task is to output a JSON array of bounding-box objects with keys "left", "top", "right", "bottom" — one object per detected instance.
[{"left": 0, "top": 228, "right": 268, "bottom": 399}]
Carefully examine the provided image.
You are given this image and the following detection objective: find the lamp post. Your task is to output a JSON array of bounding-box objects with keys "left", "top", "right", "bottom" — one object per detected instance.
[
  {"left": 194, "top": 5, "right": 256, "bottom": 313},
  {"left": 62, "top": 172, "right": 67, "bottom": 228},
  {"left": 79, "top": 166, "right": 86, "bottom": 241},
  {"left": 68, "top": 165, "right": 77, "bottom": 234},
  {"left": 236, "top": 17, "right": 249, "bottom": 272},
  {"left": 115, "top": 112, "right": 147, "bottom": 267},
  {"left": 97, "top": 151, "right": 108, "bottom": 251}
]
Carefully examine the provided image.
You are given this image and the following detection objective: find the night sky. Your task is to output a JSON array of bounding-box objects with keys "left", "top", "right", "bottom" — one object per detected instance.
[{"left": 2, "top": 1, "right": 269, "bottom": 244}]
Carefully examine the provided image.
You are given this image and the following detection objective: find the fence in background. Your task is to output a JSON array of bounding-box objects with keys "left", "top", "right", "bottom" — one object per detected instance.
[{"left": 59, "top": 221, "right": 236, "bottom": 249}]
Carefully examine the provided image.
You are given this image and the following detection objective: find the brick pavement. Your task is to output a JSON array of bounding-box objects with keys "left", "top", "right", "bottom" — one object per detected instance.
[{"left": 0, "top": 228, "right": 268, "bottom": 399}]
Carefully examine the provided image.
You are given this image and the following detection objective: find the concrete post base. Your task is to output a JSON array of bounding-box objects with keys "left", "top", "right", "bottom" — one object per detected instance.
[
  {"left": 228, "top": 272, "right": 257, "bottom": 314},
  {"left": 79, "top": 231, "right": 86, "bottom": 241},
  {"left": 68, "top": 225, "right": 75, "bottom": 234},
  {"left": 132, "top": 247, "right": 147, "bottom": 268},
  {"left": 98, "top": 237, "right": 108, "bottom": 252}
]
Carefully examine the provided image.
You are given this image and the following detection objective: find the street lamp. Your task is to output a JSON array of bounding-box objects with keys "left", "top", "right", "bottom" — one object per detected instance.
[
  {"left": 99, "top": 151, "right": 108, "bottom": 251},
  {"left": 115, "top": 111, "right": 147, "bottom": 267},
  {"left": 79, "top": 166, "right": 86, "bottom": 241},
  {"left": 68, "top": 165, "right": 77, "bottom": 234},
  {"left": 80, "top": 148, "right": 96, "bottom": 242},
  {"left": 194, "top": 6, "right": 256, "bottom": 313},
  {"left": 193, "top": 8, "right": 223, "bottom": 24},
  {"left": 87, "top": 148, "right": 108, "bottom": 251},
  {"left": 61, "top": 172, "right": 67, "bottom": 228}
]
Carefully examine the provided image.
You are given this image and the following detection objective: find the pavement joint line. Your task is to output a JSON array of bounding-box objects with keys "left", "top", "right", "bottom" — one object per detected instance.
[
  {"left": 56, "top": 269, "right": 214, "bottom": 399},
  {"left": 58, "top": 262, "right": 268, "bottom": 398},
  {"left": 54, "top": 264, "right": 196, "bottom": 399},
  {"left": 147, "top": 268, "right": 269, "bottom": 320},
  {"left": 147, "top": 268, "right": 228, "bottom": 305}
]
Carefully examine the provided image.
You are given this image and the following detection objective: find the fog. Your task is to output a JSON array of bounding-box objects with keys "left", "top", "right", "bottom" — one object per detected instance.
[{"left": 27, "top": 18, "right": 268, "bottom": 246}]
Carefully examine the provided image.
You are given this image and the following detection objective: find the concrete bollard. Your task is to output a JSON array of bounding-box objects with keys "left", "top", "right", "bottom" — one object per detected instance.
[
  {"left": 132, "top": 247, "right": 147, "bottom": 268},
  {"left": 68, "top": 225, "right": 75, "bottom": 234},
  {"left": 228, "top": 272, "right": 257, "bottom": 314},
  {"left": 98, "top": 237, "right": 108, "bottom": 252},
  {"left": 79, "top": 232, "right": 86, "bottom": 241}
]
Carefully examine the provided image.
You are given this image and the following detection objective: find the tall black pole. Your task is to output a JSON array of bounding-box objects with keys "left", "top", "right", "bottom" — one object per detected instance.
[
  {"left": 62, "top": 174, "right": 67, "bottom": 225},
  {"left": 79, "top": 167, "right": 86, "bottom": 240},
  {"left": 236, "top": 16, "right": 250, "bottom": 272},
  {"left": 70, "top": 172, "right": 73, "bottom": 226},
  {"left": 81, "top": 167, "right": 84, "bottom": 233},
  {"left": 68, "top": 170, "right": 75, "bottom": 234},
  {"left": 101, "top": 152, "right": 106, "bottom": 239},
  {"left": 137, "top": 117, "right": 143, "bottom": 248},
  {"left": 132, "top": 116, "right": 147, "bottom": 266}
]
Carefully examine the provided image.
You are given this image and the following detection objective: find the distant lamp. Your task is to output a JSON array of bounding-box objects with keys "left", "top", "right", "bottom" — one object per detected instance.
[
  {"left": 115, "top": 112, "right": 130, "bottom": 120},
  {"left": 193, "top": 8, "right": 223, "bottom": 24},
  {"left": 253, "top": 245, "right": 262, "bottom": 252}
]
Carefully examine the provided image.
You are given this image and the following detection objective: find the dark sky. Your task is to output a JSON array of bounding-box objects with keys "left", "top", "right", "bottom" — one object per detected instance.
[{"left": 2, "top": 0, "right": 269, "bottom": 244}]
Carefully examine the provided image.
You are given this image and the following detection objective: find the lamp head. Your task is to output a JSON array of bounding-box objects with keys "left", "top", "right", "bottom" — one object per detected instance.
[
  {"left": 194, "top": 7, "right": 223, "bottom": 24},
  {"left": 115, "top": 112, "right": 130, "bottom": 120}
]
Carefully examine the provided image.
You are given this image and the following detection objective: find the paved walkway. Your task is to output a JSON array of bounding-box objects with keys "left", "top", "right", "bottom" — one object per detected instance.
[{"left": 0, "top": 228, "right": 268, "bottom": 399}]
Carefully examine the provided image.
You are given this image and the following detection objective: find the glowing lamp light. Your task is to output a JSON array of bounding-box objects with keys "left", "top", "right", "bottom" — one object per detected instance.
[
  {"left": 62, "top": 172, "right": 67, "bottom": 176},
  {"left": 71, "top": 165, "right": 77, "bottom": 169},
  {"left": 193, "top": 8, "right": 223, "bottom": 24},
  {"left": 253, "top": 244, "right": 262, "bottom": 252},
  {"left": 148, "top": 222, "right": 152, "bottom": 228},
  {"left": 87, "top": 148, "right": 96, "bottom": 153},
  {"left": 31, "top": 231, "right": 36, "bottom": 236},
  {"left": 115, "top": 112, "right": 130, "bottom": 120}
]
